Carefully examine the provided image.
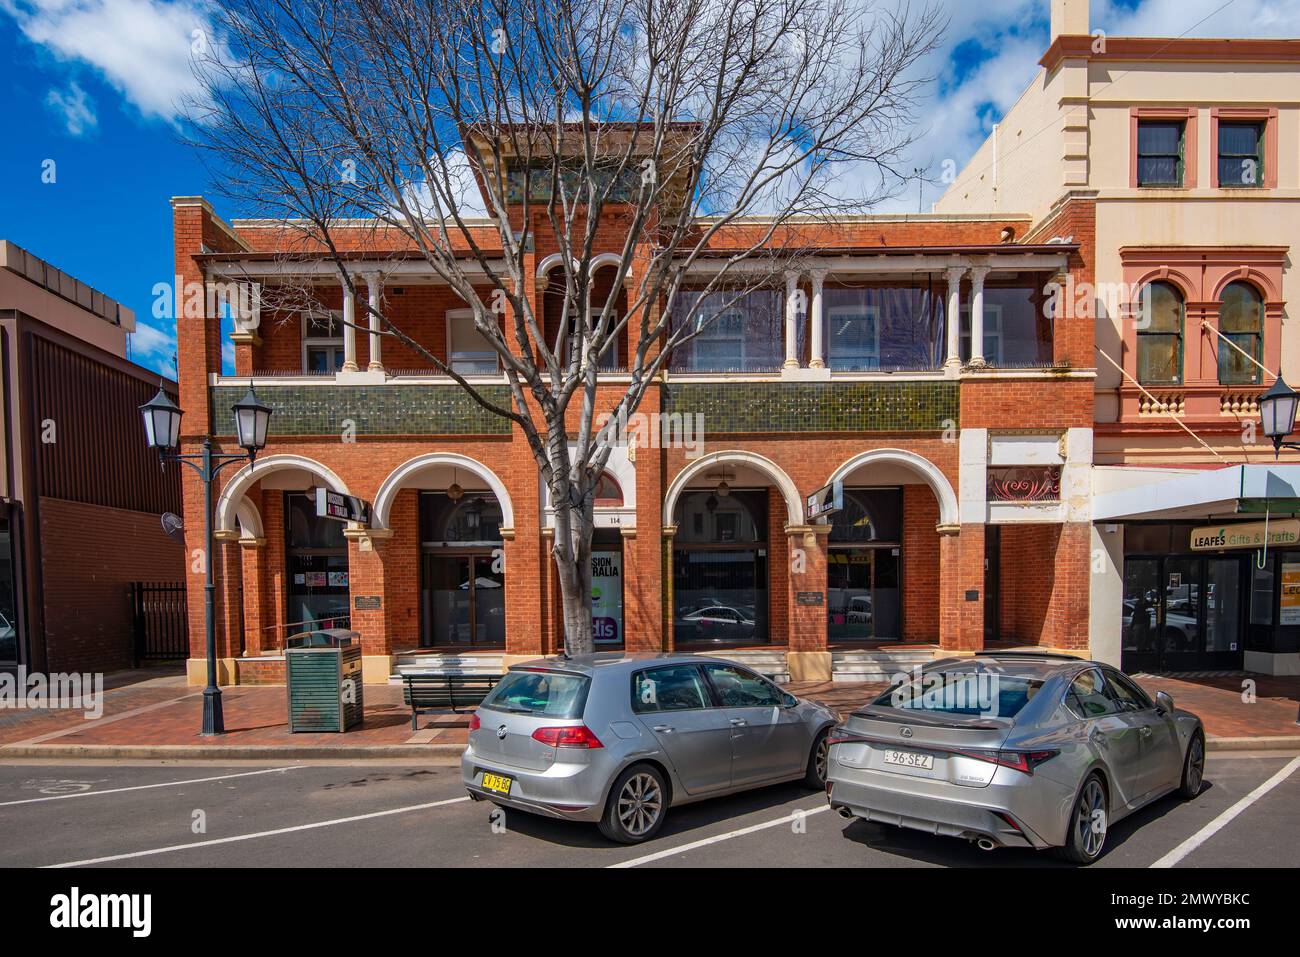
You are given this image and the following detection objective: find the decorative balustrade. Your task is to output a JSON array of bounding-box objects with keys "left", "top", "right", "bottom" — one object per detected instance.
[
  {"left": 1220, "top": 390, "right": 1262, "bottom": 416},
  {"left": 1137, "top": 391, "right": 1185, "bottom": 416}
]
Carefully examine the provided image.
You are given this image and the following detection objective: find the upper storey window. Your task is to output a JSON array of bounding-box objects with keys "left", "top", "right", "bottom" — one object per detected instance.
[
  {"left": 302, "top": 311, "right": 344, "bottom": 373},
  {"left": 447, "top": 309, "right": 500, "bottom": 375},
  {"left": 1136, "top": 120, "right": 1185, "bottom": 187},
  {"left": 1136, "top": 281, "right": 1184, "bottom": 386},
  {"left": 823, "top": 284, "right": 943, "bottom": 372},
  {"left": 1218, "top": 281, "right": 1265, "bottom": 385},
  {"left": 1217, "top": 122, "right": 1265, "bottom": 188},
  {"left": 668, "top": 290, "right": 783, "bottom": 373}
]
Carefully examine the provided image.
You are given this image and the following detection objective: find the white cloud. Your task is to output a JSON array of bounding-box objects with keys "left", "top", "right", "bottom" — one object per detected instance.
[
  {"left": 129, "top": 320, "right": 177, "bottom": 376},
  {"left": 2, "top": 0, "right": 217, "bottom": 125},
  {"left": 878, "top": 0, "right": 1300, "bottom": 213},
  {"left": 45, "top": 80, "right": 98, "bottom": 135}
]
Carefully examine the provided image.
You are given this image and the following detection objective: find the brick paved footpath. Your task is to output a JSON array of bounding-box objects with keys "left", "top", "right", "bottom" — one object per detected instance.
[{"left": 0, "top": 666, "right": 1295, "bottom": 754}]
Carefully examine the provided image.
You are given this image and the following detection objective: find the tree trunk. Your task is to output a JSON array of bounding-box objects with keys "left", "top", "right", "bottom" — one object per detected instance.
[{"left": 552, "top": 496, "right": 596, "bottom": 657}]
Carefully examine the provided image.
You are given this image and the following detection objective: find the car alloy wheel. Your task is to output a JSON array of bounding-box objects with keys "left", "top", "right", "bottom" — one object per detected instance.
[
  {"left": 815, "top": 734, "right": 830, "bottom": 783},
  {"left": 1074, "top": 777, "right": 1107, "bottom": 860},
  {"left": 1181, "top": 733, "right": 1205, "bottom": 798},
  {"left": 617, "top": 772, "right": 663, "bottom": 837}
]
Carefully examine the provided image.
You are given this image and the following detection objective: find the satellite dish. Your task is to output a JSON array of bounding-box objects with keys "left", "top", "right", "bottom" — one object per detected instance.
[{"left": 161, "top": 512, "right": 185, "bottom": 541}]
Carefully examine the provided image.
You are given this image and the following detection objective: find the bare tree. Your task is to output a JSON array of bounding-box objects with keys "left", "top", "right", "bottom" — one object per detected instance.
[{"left": 188, "top": 0, "right": 943, "bottom": 655}]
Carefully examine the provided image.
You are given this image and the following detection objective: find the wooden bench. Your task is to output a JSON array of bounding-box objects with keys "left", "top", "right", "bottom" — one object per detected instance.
[{"left": 402, "top": 672, "right": 503, "bottom": 729}]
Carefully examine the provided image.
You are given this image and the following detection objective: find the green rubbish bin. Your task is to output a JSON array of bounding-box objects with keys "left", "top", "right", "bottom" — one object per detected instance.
[{"left": 285, "top": 629, "right": 364, "bottom": 732}]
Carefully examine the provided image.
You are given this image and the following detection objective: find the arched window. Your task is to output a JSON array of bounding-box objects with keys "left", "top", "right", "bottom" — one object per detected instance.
[
  {"left": 593, "top": 472, "right": 623, "bottom": 507},
  {"left": 1136, "top": 281, "right": 1184, "bottom": 385},
  {"left": 1218, "top": 281, "right": 1265, "bottom": 385}
]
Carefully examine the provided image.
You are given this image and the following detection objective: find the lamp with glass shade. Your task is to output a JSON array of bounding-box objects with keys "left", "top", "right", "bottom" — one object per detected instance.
[
  {"left": 137, "top": 382, "right": 273, "bottom": 735},
  {"left": 1260, "top": 373, "right": 1300, "bottom": 458}
]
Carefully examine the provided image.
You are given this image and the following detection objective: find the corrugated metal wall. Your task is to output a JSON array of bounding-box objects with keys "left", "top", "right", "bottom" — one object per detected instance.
[{"left": 28, "top": 333, "right": 182, "bottom": 515}]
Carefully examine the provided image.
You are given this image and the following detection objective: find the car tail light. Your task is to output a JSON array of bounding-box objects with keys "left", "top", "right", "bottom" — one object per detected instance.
[
  {"left": 951, "top": 748, "right": 1059, "bottom": 775},
  {"left": 467, "top": 713, "right": 481, "bottom": 731},
  {"left": 532, "top": 725, "right": 604, "bottom": 749}
]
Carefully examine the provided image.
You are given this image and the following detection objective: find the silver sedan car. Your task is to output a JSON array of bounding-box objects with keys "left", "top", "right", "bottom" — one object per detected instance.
[
  {"left": 462, "top": 653, "right": 837, "bottom": 843},
  {"left": 826, "top": 653, "right": 1205, "bottom": 863}
]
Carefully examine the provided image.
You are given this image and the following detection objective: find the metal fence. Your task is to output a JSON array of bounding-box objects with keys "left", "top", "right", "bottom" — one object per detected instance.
[{"left": 130, "top": 582, "right": 188, "bottom": 663}]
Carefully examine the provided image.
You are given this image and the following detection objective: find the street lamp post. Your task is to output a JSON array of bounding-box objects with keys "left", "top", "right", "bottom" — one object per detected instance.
[
  {"left": 140, "top": 385, "right": 272, "bottom": 735},
  {"left": 1256, "top": 374, "right": 1300, "bottom": 724}
]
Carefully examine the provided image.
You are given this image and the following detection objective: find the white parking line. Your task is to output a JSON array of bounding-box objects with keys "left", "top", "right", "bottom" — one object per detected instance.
[
  {"left": 1150, "top": 755, "right": 1300, "bottom": 869},
  {"left": 609, "top": 804, "right": 831, "bottom": 868},
  {"left": 0, "top": 766, "right": 304, "bottom": 807},
  {"left": 45, "top": 795, "right": 471, "bottom": 868}
]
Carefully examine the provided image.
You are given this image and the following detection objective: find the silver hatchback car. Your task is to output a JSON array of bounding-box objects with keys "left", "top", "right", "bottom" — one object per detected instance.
[
  {"left": 462, "top": 653, "right": 837, "bottom": 843},
  {"left": 826, "top": 653, "right": 1205, "bottom": 863}
]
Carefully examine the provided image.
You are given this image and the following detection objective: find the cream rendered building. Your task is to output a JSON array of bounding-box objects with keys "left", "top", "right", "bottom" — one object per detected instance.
[{"left": 938, "top": 0, "right": 1300, "bottom": 674}]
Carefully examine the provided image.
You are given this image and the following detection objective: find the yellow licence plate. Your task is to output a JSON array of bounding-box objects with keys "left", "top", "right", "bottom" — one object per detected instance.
[{"left": 481, "top": 772, "right": 513, "bottom": 795}]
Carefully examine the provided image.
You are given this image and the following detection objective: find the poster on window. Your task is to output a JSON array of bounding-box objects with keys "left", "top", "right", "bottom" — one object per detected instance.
[
  {"left": 591, "top": 551, "right": 623, "bottom": 644},
  {"left": 1280, "top": 564, "right": 1300, "bottom": 626}
]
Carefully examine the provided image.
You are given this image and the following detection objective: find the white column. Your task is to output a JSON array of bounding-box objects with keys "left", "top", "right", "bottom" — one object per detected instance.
[
  {"left": 783, "top": 270, "right": 802, "bottom": 369},
  {"left": 365, "top": 272, "right": 384, "bottom": 372},
  {"left": 968, "top": 265, "right": 990, "bottom": 368},
  {"left": 809, "top": 270, "right": 827, "bottom": 369},
  {"left": 944, "top": 266, "right": 964, "bottom": 373},
  {"left": 341, "top": 282, "right": 358, "bottom": 372}
]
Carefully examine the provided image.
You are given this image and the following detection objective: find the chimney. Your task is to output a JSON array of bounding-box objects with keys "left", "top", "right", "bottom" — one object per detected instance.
[{"left": 1050, "top": 0, "right": 1089, "bottom": 40}]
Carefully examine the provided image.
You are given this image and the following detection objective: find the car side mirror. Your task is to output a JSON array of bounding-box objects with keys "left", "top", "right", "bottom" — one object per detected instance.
[
  {"left": 1155, "top": 691, "right": 1175, "bottom": 714},
  {"left": 781, "top": 693, "right": 798, "bottom": 709}
]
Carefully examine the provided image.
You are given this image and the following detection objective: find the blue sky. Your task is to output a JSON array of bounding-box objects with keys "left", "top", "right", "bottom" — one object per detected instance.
[{"left": 1, "top": 0, "right": 1296, "bottom": 378}]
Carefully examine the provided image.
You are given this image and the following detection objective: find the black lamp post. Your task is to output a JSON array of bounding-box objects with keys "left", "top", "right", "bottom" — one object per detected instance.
[
  {"left": 1260, "top": 373, "right": 1300, "bottom": 459},
  {"left": 140, "top": 384, "right": 272, "bottom": 735}
]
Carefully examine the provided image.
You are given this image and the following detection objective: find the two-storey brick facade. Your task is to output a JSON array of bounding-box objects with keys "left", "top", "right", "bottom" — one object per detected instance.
[{"left": 172, "top": 183, "right": 1097, "bottom": 684}]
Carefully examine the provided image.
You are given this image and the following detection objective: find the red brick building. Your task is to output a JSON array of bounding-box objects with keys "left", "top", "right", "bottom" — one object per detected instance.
[{"left": 172, "top": 180, "right": 1096, "bottom": 685}]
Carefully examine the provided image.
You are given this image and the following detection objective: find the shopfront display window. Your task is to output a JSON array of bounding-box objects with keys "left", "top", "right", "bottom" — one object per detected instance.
[
  {"left": 673, "top": 489, "right": 768, "bottom": 645},
  {"left": 826, "top": 488, "right": 901, "bottom": 641},
  {"left": 420, "top": 492, "right": 505, "bottom": 648},
  {"left": 592, "top": 528, "right": 624, "bottom": 646},
  {"left": 285, "top": 493, "right": 350, "bottom": 635},
  {"left": 1121, "top": 535, "right": 1245, "bottom": 671}
]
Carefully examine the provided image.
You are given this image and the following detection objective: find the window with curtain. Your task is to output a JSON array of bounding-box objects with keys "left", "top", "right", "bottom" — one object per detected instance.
[
  {"left": 1136, "top": 120, "right": 1184, "bottom": 187},
  {"left": 1218, "top": 122, "right": 1264, "bottom": 187},
  {"left": 1218, "top": 281, "right": 1264, "bottom": 385},
  {"left": 1136, "top": 281, "right": 1184, "bottom": 385},
  {"left": 668, "top": 290, "right": 784, "bottom": 372}
]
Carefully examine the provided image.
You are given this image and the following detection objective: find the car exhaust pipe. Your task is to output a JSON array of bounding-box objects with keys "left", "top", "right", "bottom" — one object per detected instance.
[
  {"left": 835, "top": 805, "right": 855, "bottom": 820},
  {"left": 976, "top": 838, "right": 996, "bottom": 851}
]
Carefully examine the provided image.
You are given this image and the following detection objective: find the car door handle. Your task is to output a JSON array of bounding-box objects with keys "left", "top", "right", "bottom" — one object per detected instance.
[
  {"left": 652, "top": 725, "right": 674, "bottom": 733},
  {"left": 729, "top": 718, "right": 747, "bottom": 727}
]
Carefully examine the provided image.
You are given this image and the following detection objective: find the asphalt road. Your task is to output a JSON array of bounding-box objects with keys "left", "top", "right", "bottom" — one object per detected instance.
[{"left": 0, "top": 753, "right": 1296, "bottom": 868}]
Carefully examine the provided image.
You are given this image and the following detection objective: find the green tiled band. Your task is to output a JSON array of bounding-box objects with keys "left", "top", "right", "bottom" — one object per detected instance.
[
  {"left": 666, "top": 381, "right": 959, "bottom": 433},
  {"left": 209, "top": 385, "right": 513, "bottom": 436}
]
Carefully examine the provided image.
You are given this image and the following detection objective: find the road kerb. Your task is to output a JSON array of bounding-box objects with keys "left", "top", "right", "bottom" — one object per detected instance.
[{"left": 0, "top": 734, "right": 1295, "bottom": 763}]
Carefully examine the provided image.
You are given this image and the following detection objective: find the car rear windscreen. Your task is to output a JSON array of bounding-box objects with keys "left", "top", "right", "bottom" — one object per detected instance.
[
  {"left": 872, "top": 672, "right": 1044, "bottom": 719},
  {"left": 481, "top": 670, "right": 590, "bottom": 718}
]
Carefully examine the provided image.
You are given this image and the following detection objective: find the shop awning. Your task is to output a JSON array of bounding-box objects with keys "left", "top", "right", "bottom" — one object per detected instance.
[{"left": 1093, "top": 465, "right": 1300, "bottom": 522}]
